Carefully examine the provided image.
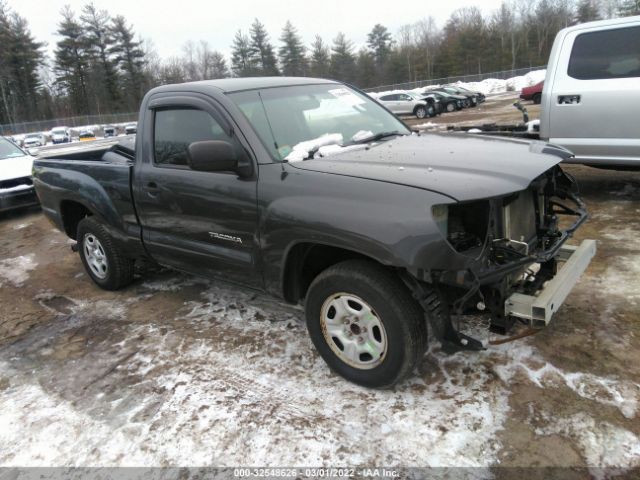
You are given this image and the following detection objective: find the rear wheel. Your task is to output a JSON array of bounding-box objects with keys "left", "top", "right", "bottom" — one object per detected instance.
[
  {"left": 305, "top": 260, "right": 427, "bottom": 388},
  {"left": 533, "top": 93, "right": 542, "bottom": 104},
  {"left": 414, "top": 106, "right": 427, "bottom": 119},
  {"left": 77, "top": 217, "right": 134, "bottom": 290},
  {"left": 446, "top": 102, "right": 456, "bottom": 113},
  {"left": 426, "top": 104, "right": 436, "bottom": 117}
]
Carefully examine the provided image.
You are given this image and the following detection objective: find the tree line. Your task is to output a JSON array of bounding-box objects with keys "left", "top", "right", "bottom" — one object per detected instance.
[{"left": 1, "top": 0, "right": 638, "bottom": 125}]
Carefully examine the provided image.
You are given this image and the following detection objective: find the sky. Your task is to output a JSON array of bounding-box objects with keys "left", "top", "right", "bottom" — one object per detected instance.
[{"left": 9, "top": 0, "right": 505, "bottom": 60}]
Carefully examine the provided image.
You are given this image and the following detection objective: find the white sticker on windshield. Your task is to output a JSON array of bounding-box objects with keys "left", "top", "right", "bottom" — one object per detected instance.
[{"left": 328, "top": 88, "right": 366, "bottom": 106}]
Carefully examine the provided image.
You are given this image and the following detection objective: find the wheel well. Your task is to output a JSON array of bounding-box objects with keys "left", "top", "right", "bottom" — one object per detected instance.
[
  {"left": 413, "top": 104, "right": 426, "bottom": 114},
  {"left": 282, "top": 243, "right": 372, "bottom": 303},
  {"left": 60, "top": 201, "right": 93, "bottom": 239}
]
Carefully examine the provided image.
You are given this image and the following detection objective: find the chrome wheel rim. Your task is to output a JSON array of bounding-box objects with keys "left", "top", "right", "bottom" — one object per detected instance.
[
  {"left": 83, "top": 234, "right": 108, "bottom": 279},
  {"left": 320, "top": 293, "right": 387, "bottom": 370},
  {"left": 416, "top": 108, "right": 426, "bottom": 118}
]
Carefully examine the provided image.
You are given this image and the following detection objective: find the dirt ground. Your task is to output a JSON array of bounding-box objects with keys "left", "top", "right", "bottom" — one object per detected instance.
[{"left": 0, "top": 95, "right": 639, "bottom": 476}]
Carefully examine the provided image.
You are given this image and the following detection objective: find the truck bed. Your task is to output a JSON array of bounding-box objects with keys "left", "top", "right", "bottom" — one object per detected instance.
[
  {"left": 41, "top": 137, "right": 135, "bottom": 164},
  {"left": 33, "top": 137, "right": 140, "bottom": 250}
]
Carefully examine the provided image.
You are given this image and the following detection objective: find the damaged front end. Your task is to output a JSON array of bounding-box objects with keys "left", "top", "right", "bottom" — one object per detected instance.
[{"left": 412, "top": 166, "right": 595, "bottom": 351}]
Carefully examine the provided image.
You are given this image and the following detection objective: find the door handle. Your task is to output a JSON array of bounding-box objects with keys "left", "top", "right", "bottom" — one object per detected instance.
[
  {"left": 558, "top": 95, "right": 581, "bottom": 105},
  {"left": 146, "top": 181, "right": 160, "bottom": 197}
]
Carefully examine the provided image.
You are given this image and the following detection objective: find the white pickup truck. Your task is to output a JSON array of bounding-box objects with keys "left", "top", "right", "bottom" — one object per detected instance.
[{"left": 540, "top": 16, "right": 640, "bottom": 167}]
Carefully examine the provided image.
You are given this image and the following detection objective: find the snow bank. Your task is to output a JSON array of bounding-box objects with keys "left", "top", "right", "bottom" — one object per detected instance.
[
  {"left": 370, "top": 69, "right": 547, "bottom": 98},
  {"left": 452, "top": 69, "right": 546, "bottom": 95}
]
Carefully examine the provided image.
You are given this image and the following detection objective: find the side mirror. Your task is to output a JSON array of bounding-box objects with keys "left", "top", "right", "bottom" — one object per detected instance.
[{"left": 187, "top": 140, "right": 238, "bottom": 173}]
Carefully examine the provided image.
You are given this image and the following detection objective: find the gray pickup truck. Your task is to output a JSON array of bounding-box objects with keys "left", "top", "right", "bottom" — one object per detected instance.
[{"left": 33, "top": 77, "right": 595, "bottom": 387}]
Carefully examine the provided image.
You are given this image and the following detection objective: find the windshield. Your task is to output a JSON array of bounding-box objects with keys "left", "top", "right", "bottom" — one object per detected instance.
[
  {"left": 229, "top": 84, "right": 410, "bottom": 161},
  {"left": 51, "top": 128, "right": 66, "bottom": 134},
  {"left": 25, "top": 134, "right": 40, "bottom": 139},
  {"left": 0, "top": 137, "right": 26, "bottom": 160}
]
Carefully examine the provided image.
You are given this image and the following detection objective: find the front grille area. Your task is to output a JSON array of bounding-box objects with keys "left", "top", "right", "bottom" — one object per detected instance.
[{"left": 0, "top": 176, "right": 33, "bottom": 190}]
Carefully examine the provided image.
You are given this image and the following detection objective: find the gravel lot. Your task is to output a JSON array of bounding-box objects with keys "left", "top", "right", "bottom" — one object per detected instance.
[{"left": 0, "top": 95, "right": 639, "bottom": 476}]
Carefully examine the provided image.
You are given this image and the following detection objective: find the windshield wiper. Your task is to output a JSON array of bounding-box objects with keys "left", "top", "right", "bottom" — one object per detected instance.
[{"left": 345, "top": 130, "right": 406, "bottom": 146}]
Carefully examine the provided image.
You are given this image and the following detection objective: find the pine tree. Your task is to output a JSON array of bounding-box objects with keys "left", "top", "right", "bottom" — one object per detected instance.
[
  {"left": 356, "top": 49, "right": 376, "bottom": 89},
  {"left": 330, "top": 32, "right": 356, "bottom": 83},
  {"left": 309, "top": 35, "right": 331, "bottom": 78},
  {"left": 231, "top": 30, "right": 254, "bottom": 77},
  {"left": 0, "top": 3, "right": 44, "bottom": 124},
  {"left": 81, "top": 2, "right": 119, "bottom": 111},
  {"left": 249, "top": 19, "right": 279, "bottom": 75},
  {"left": 576, "top": 0, "right": 602, "bottom": 22},
  {"left": 209, "top": 51, "right": 229, "bottom": 78},
  {"left": 110, "top": 15, "right": 146, "bottom": 110},
  {"left": 278, "top": 21, "right": 307, "bottom": 76},
  {"left": 8, "top": 14, "right": 44, "bottom": 119},
  {"left": 367, "top": 24, "right": 393, "bottom": 68},
  {"left": 618, "top": 0, "right": 640, "bottom": 16},
  {"left": 54, "top": 6, "right": 90, "bottom": 115}
]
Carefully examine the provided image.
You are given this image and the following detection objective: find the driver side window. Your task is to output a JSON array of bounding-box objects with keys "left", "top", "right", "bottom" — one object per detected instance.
[{"left": 154, "top": 107, "right": 229, "bottom": 167}]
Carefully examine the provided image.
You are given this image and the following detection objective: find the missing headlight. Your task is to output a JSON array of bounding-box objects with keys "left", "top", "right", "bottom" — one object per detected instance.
[{"left": 433, "top": 200, "right": 490, "bottom": 254}]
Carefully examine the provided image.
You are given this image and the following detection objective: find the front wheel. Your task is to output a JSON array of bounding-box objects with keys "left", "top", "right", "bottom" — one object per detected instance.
[
  {"left": 77, "top": 217, "right": 134, "bottom": 290},
  {"left": 414, "top": 106, "right": 427, "bottom": 119},
  {"left": 305, "top": 260, "right": 427, "bottom": 388},
  {"left": 446, "top": 102, "right": 455, "bottom": 112}
]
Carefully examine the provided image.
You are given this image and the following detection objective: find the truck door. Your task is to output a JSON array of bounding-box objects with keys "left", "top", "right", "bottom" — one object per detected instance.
[
  {"left": 133, "top": 94, "right": 262, "bottom": 289},
  {"left": 546, "top": 23, "right": 640, "bottom": 164}
]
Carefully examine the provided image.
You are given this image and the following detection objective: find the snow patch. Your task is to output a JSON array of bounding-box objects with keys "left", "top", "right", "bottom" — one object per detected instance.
[
  {"left": 535, "top": 413, "right": 640, "bottom": 478},
  {"left": 0, "top": 254, "right": 37, "bottom": 287},
  {"left": 494, "top": 345, "right": 639, "bottom": 419}
]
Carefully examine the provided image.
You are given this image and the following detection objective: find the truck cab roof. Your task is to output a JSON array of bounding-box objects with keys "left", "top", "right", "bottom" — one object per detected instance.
[{"left": 150, "top": 77, "right": 340, "bottom": 95}]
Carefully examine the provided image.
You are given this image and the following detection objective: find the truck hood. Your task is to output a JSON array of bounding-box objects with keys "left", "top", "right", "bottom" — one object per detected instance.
[
  {"left": 288, "top": 133, "right": 571, "bottom": 202},
  {"left": 0, "top": 155, "right": 33, "bottom": 182}
]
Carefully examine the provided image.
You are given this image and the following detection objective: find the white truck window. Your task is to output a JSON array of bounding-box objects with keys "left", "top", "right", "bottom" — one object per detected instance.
[{"left": 568, "top": 26, "right": 640, "bottom": 80}]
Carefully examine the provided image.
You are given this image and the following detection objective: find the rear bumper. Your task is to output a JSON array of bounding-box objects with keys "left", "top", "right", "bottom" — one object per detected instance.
[
  {"left": 0, "top": 186, "right": 39, "bottom": 212},
  {"left": 504, "top": 239, "right": 596, "bottom": 326}
]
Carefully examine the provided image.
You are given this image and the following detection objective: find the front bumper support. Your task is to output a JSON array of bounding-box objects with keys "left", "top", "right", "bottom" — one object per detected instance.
[{"left": 504, "top": 239, "right": 596, "bottom": 326}]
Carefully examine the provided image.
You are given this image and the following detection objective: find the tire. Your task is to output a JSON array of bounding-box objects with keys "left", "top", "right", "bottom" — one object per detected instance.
[
  {"left": 446, "top": 102, "right": 455, "bottom": 113},
  {"left": 426, "top": 104, "right": 435, "bottom": 117},
  {"left": 77, "top": 217, "right": 134, "bottom": 290},
  {"left": 414, "top": 106, "right": 427, "bottom": 119},
  {"left": 533, "top": 93, "right": 542, "bottom": 104},
  {"left": 305, "top": 260, "right": 427, "bottom": 388}
]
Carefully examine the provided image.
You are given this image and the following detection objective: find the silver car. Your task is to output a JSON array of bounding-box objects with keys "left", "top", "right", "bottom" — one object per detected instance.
[
  {"left": 23, "top": 133, "right": 46, "bottom": 148},
  {"left": 377, "top": 92, "right": 433, "bottom": 119},
  {"left": 540, "top": 16, "right": 640, "bottom": 167}
]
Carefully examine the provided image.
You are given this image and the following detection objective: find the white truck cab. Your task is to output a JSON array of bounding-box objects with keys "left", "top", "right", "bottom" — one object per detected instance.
[{"left": 540, "top": 16, "right": 640, "bottom": 167}]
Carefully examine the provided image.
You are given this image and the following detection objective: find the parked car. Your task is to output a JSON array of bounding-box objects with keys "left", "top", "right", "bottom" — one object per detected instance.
[
  {"left": 448, "top": 85, "right": 486, "bottom": 103},
  {"left": 50, "top": 126, "right": 71, "bottom": 144},
  {"left": 432, "top": 86, "right": 479, "bottom": 107},
  {"left": 23, "top": 133, "right": 46, "bottom": 148},
  {"left": 8, "top": 135, "right": 24, "bottom": 148},
  {"left": 421, "top": 91, "right": 464, "bottom": 112},
  {"left": 79, "top": 129, "right": 96, "bottom": 141},
  {"left": 0, "top": 136, "right": 38, "bottom": 212},
  {"left": 376, "top": 92, "right": 434, "bottom": 118},
  {"left": 33, "top": 77, "right": 595, "bottom": 388},
  {"left": 520, "top": 81, "right": 544, "bottom": 104},
  {"left": 104, "top": 125, "right": 117, "bottom": 138},
  {"left": 539, "top": 16, "right": 640, "bottom": 167},
  {"left": 125, "top": 122, "right": 137, "bottom": 134}
]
